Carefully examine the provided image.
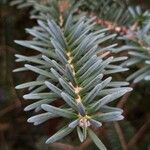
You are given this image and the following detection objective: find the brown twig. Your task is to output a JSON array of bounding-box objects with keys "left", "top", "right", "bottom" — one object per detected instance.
[
  {"left": 58, "top": 0, "right": 70, "bottom": 27},
  {"left": 0, "top": 131, "right": 9, "bottom": 150},
  {"left": 114, "top": 122, "right": 128, "bottom": 150},
  {"left": 0, "top": 123, "right": 10, "bottom": 131},
  {"left": 117, "top": 82, "right": 136, "bottom": 109},
  {"left": 77, "top": 7, "right": 138, "bottom": 36},
  {"left": 0, "top": 101, "right": 21, "bottom": 117},
  {"left": 127, "top": 119, "right": 150, "bottom": 149},
  {"left": 50, "top": 142, "right": 75, "bottom": 150},
  {"left": 76, "top": 9, "right": 130, "bottom": 35},
  {"left": 89, "top": 13, "right": 135, "bottom": 35}
]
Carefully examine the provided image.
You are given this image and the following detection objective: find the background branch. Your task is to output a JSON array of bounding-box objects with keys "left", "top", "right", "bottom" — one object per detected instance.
[
  {"left": 114, "top": 122, "right": 128, "bottom": 150},
  {"left": 127, "top": 119, "right": 150, "bottom": 149}
]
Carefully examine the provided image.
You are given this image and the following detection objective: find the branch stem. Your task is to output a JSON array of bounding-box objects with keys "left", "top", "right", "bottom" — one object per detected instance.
[{"left": 114, "top": 122, "right": 128, "bottom": 150}]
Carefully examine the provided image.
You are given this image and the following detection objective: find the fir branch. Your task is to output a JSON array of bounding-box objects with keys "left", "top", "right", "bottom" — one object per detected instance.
[
  {"left": 118, "top": 22, "right": 150, "bottom": 83},
  {"left": 9, "top": 1, "right": 150, "bottom": 149},
  {"left": 90, "top": 13, "right": 133, "bottom": 35},
  {"left": 14, "top": 15, "right": 132, "bottom": 149}
]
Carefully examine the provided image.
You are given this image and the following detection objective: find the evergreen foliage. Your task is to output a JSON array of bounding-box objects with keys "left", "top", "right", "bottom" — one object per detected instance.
[
  {"left": 14, "top": 15, "right": 132, "bottom": 149},
  {"left": 120, "top": 23, "right": 150, "bottom": 83},
  {"left": 11, "top": 0, "right": 150, "bottom": 149}
]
